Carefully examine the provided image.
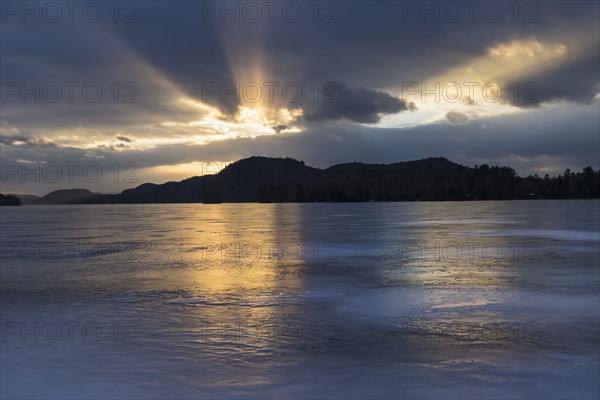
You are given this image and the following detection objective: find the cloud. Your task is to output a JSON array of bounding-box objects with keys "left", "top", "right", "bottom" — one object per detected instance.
[
  {"left": 2, "top": 1, "right": 597, "bottom": 128},
  {"left": 488, "top": 38, "right": 567, "bottom": 59},
  {"left": 115, "top": 134, "right": 133, "bottom": 143},
  {"left": 461, "top": 96, "right": 476, "bottom": 106},
  {"left": 499, "top": 50, "right": 600, "bottom": 107},
  {"left": 272, "top": 125, "right": 289, "bottom": 134},
  {"left": 0, "top": 135, "right": 56, "bottom": 147},
  {"left": 446, "top": 111, "right": 469, "bottom": 125},
  {"left": 303, "top": 83, "right": 416, "bottom": 124}
]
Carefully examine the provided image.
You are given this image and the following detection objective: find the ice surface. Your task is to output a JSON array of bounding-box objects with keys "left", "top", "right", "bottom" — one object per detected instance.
[{"left": 1, "top": 200, "right": 598, "bottom": 399}]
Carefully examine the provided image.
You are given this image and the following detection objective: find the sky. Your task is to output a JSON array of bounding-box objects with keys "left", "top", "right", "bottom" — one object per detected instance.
[{"left": 1, "top": 0, "right": 599, "bottom": 195}]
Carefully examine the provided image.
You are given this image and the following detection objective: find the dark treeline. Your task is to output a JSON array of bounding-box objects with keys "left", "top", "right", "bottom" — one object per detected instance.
[
  {"left": 251, "top": 159, "right": 600, "bottom": 202},
  {"left": 12, "top": 157, "right": 600, "bottom": 204},
  {"left": 0, "top": 194, "right": 21, "bottom": 206},
  {"left": 98, "top": 157, "right": 600, "bottom": 203}
]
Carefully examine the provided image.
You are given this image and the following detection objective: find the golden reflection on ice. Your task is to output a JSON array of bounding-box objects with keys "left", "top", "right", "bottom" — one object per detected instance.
[{"left": 166, "top": 204, "right": 309, "bottom": 334}]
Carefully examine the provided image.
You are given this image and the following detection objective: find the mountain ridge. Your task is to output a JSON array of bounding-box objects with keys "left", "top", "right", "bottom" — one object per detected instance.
[{"left": 8, "top": 156, "right": 600, "bottom": 204}]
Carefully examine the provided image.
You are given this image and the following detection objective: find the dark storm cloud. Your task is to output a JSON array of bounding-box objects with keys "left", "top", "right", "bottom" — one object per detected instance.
[
  {"left": 500, "top": 51, "right": 600, "bottom": 108},
  {"left": 115, "top": 134, "right": 132, "bottom": 143},
  {"left": 0, "top": 14, "right": 213, "bottom": 132},
  {"left": 303, "top": 83, "right": 416, "bottom": 123},
  {"left": 111, "top": 2, "right": 238, "bottom": 115},
  {"left": 3, "top": 0, "right": 597, "bottom": 125},
  {"left": 0, "top": 135, "right": 55, "bottom": 147}
]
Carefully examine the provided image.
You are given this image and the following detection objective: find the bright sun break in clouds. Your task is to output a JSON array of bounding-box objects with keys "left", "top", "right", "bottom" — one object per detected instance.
[{"left": 382, "top": 37, "right": 576, "bottom": 129}]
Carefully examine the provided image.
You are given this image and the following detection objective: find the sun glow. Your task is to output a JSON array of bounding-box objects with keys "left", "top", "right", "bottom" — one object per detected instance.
[
  {"left": 382, "top": 33, "right": 598, "bottom": 129},
  {"left": 183, "top": 104, "right": 304, "bottom": 142}
]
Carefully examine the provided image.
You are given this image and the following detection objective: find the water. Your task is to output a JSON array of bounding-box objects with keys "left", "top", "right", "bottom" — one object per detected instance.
[{"left": 1, "top": 201, "right": 599, "bottom": 399}]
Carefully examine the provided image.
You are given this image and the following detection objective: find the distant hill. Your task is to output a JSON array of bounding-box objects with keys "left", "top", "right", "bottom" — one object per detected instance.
[
  {"left": 28, "top": 189, "right": 102, "bottom": 205},
  {"left": 10, "top": 194, "right": 41, "bottom": 205},
  {"left": 90, "top": 156, "right": 599, "bottom": 203},
  {"left": 14, "top": 157, "right": 600, "bottom": 204}
]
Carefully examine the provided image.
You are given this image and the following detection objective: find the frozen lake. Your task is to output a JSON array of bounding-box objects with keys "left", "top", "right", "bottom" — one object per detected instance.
[{"left": 1, "top": 201, "right": 599, "bottom": 399}]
